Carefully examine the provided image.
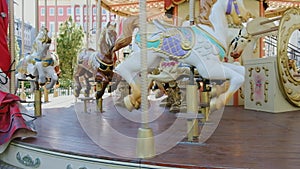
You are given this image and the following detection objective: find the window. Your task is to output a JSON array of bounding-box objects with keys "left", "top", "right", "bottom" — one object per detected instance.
[
  {"left": 40, "top": 22, "right": 45, "bottom": 28},
  {"left": 83, "top": 22, "right": 87, "bottom": 32},
  {"left": 58, "top": 8, "right": 63, "bottom": 16},
  {"left": 93, "top": 7, "right": 97, "bottom": 15},
  {"left": 49, "top": 8, "right": 55, "bottom": 16},
  {"left": 75, "top": 7, "right": 80, "bottom": 15},
  {"left": 92, "top": 22, "right": 96, "bottom": 34},
  {"left": 41, "top": 7, "right": 45, "bottom": 16},
  {"left": 102, "top": 9, "right": 106, "bottom": 15},
  {"left": 50, "top": 22, "right": 55, "bottom": 33},
  {"left": 83, "top": 7, "right": 87, "bottom": 15},
  {"left": 67, "top": 7, "right": 71, "bottom": 16}
]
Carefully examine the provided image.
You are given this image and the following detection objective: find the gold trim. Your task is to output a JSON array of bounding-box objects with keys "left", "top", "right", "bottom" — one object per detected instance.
[
  {"left": 262, "top": 66, "right": 269, "bottom": 77},
  {"left": 277, "top": 8, "right": 300, "bottom": 107},
  {"left": 255, "top": 67, "right": 261, "bottom": 73},
  {"left": 250, "top": 80, "right": 254, "bottom": 101},
  {"left": 248, "top": 67, "right": 254, "bottom": 77},
  {"left": 96, "top": 57, "right": 113, "bottom": 67},
  {"left": 264, "top": 81, "right": 269, "bottom": 103}
]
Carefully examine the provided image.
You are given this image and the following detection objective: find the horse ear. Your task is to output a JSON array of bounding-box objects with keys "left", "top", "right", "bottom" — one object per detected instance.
[
  {"left": 106, "top": 21, "right": 111, "bottom": 28},
  {"left": 238, "top": 29, "right": 242, "bottom": 36}
]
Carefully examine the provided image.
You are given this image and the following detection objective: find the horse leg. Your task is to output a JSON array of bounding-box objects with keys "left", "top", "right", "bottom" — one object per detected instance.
[
  {"left": 210, "top": 64, "right": 245, "bottom": 110},
  {"left": 73, "top": 67, "right": 84, "bottom": 97},
  {"left": 84, "top": 75, "right": 91, "bottom": 97},
  {"left": 35, "top": 62, "right": 47, "bottom": 86},
  {"left": 114, "top": 51, "right": 161, "bottom": 111},
  {"left": 45, "top": 66, "right": 58, "bottom": 90}
]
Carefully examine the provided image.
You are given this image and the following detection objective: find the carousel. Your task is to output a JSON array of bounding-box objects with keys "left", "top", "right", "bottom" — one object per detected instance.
[{"left": 1, "top": 0, "right": 300, "bottom": 168}]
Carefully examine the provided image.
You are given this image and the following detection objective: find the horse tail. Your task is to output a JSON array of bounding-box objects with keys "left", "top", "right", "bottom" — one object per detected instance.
[{"left": 113, "top": 15, "right": 139, "bottom": 52}]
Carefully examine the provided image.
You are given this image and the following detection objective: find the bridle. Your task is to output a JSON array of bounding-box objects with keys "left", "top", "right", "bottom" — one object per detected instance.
[{"left": 229, "top": 29, "right": 250, "bottom": 51}]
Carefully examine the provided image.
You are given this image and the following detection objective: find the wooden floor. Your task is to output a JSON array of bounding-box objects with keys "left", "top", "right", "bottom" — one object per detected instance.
[{"left": 15, "top": 95, "right": 300, "bottom": 169}]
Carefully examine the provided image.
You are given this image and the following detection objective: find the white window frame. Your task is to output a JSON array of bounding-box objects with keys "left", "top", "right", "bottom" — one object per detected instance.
[
  {"left": 67, "top": 7, "right": 71, "bottom": 16},
  {"left": 58, "top": 8, "right": 64, "bottom": 16},
  {"left": 93, "top": 7, "right": 96, "bottom": 15},
  {"left": 50, "top": 22, "right": 55, "bottom": 33},
  {"left": 41, "top": 7, "right": 45, "bottom": 16},
  {"left": 40, "top": 22, "right": 45, "bottom": 28},
  {"left": 49, "top": 8, "right": 55, "bottom": 16},
  {"left": 75, "top": 7, "right": 80, "bottom": 15}
]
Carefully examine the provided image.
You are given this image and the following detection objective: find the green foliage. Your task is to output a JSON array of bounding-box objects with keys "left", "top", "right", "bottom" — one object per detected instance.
[{"left": 57, "top": 17, "right": 84, "bottom": 83}]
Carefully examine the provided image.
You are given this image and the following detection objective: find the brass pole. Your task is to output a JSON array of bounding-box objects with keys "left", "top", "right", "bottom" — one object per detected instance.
[
  {"left": 9, "top": 0, "right": 15, "bottom": 94},
  {"left": 85, "top": 0, "right": 90, "bottom": 49},
  {"left": 136, "top": 0, "right": 155, "bottom": 159},
  {"left": 35, "top": 0, "right": 39, "bottom": 33},
  {"left": 96, "top": 0, "right": 102, "bottom": 51},
  {"left": 44, "top": 0, "right": 47, "bottom": 28},
  {"left": 34, "top": 0, "right": 42, "bottom": 117},
  {"left": 20, "top": 0, "right": 26, "bottom": 100}
]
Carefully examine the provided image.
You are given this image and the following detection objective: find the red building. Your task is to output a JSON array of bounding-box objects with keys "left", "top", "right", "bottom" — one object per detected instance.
[{"left": 38, "top": 0, "right": 117, "bottom": 35}]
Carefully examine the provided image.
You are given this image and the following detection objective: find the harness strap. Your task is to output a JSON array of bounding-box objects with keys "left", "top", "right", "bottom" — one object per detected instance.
[
  {"left": 226, "top": 0, "right": 241, "bottom": 16},
  {"left": 96, "top": 55, "right": 114, "bottom": 72}
]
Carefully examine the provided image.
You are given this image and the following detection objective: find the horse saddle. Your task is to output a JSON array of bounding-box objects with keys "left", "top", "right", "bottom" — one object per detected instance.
[
  {"left": 34, "top": 58, "right": 54, "bottom": 67},
  {"left": 135, "top": 27, "right": 195, "bottom": 59}
]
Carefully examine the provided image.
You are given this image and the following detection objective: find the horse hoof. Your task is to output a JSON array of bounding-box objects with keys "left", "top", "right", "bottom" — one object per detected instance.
[
  {"left": 210, "top": 97, "right": 218, "bottom": 112},
  {"left": 124, "top": 96, "right": 134, "bottom": 112}
]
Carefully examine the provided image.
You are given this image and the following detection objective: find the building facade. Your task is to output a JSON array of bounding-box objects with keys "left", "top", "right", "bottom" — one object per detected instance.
[
  {"left": 38, "top": 0, "right": 117, "bottom": 49},
  {"left": 14, "top": 19, "right": 35, "bottom": 57}
]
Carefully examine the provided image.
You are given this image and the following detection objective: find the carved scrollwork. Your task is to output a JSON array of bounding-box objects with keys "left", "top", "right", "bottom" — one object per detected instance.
[
  {"left": 277, "top": 8, "right": 300, "bottom": 107},
  {"left": 16, "top": 152, "right": 41, "bottom": 168}
]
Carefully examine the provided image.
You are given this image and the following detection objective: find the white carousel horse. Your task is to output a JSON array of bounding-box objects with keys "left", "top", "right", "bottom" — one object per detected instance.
[
  {"left": 15, "top": 26, "right": 60, "bottom": 92},
  {"left": 228, "top": 16, "right": 281, "bottom": 63},
  {"left": 112, "top": 0, "right": 251, "bottom": 111},
  {"left": 73, "top": 22, "right": 118, "bottom": 103}
]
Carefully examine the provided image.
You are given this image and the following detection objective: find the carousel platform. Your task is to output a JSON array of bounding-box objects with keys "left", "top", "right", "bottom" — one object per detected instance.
[{"left": 1, "top": 94, "right": 300, "bottom": 169}]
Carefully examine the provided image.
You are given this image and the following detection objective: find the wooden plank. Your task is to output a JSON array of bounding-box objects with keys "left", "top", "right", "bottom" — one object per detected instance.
[{"left": 12, "top": 96, "right": 300, "bottom": 169}]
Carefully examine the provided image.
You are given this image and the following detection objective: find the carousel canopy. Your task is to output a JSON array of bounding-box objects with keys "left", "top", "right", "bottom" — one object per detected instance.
[
  {"left": 265, "top": 0, "right": 300, "bottom": 17},
  {"left": 97, "top": 0, "right": 166, "bottom": 18}
]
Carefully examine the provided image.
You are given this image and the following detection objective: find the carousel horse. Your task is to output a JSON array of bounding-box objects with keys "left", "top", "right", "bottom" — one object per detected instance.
[
  {"left": 73, "top": 22, "right": 118, "bottom": 109},
  {"left": 15, "top": 26, "right": 60, "bottom": 92},
  {"left": 112, "top": 0, "right": 251, "bottom": 112}
]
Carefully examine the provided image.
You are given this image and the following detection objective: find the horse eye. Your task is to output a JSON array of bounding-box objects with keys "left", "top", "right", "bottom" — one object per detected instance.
[{"left": 241, "top": 39, "right": 244, "bottom": 43}]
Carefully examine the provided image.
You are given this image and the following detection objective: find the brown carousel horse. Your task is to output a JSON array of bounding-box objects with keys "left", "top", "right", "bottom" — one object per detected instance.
[{"left": 73, "top": 22, "right": 118, "bottom": 111}]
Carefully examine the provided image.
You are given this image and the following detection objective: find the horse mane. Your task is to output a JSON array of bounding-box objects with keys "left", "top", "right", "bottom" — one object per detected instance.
[
  {"left": 198, "top": 0, "right": 217, "bottom": 29},
  {"left": 98, "top": 27, "right": 110, "bottom": 56},
  {"left": 98, "top": 25, "right": 116, "bottom": 57}
]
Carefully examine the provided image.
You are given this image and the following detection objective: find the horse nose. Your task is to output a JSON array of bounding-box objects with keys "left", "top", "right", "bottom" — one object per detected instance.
[{"left": 230, "top": 51, "right": 240, "bottom": 59}]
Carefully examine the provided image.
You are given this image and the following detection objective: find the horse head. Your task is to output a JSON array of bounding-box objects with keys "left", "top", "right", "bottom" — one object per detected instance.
[
  {"left": 228, "top": 27, "right": 252, "bottom": 60},
  {"left": 98, "top": 22, "right": 117, "bottom": 57},
  {"left": 31, "top": 26, "right": 52, "bottom": 58}
]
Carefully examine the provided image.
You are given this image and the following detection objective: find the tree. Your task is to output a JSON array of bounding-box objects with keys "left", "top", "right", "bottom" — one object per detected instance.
[{"left": 56, "top": 17, "right": 84, "bottom": 87}]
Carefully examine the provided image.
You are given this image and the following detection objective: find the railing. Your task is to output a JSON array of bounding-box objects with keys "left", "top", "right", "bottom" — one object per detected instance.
[
  {"left": 16, "top": 87, "right": 74, "bottom": 102},
  {"left": 264, "top": 36, "right": 300, "bottom": 59}
]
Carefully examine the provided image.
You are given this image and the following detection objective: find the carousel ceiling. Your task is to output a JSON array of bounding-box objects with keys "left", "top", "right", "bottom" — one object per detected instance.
[
  {"left": 265, "top": 0, "right": 300, "bottom": 17},
  {"left": 97, "top": 0, "right": 166, "bottom": 19},
  {"left": 97, "top": 0, "right": 300, "bottom": 19}
]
